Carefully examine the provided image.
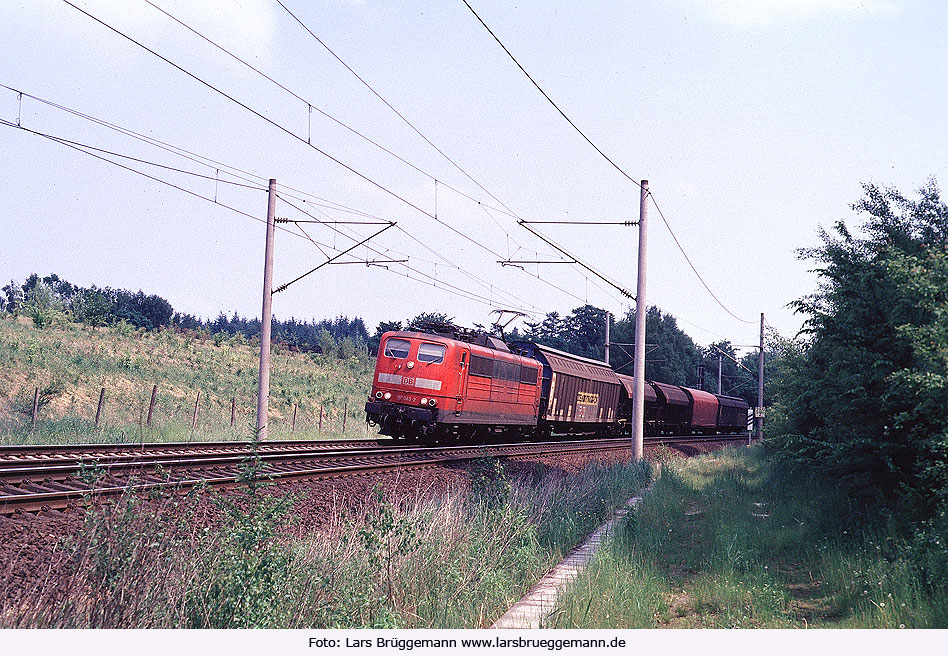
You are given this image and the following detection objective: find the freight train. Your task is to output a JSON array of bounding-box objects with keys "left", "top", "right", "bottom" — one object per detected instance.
[{"left": 364, "top": 323, "right": 749, "bottom": 442}]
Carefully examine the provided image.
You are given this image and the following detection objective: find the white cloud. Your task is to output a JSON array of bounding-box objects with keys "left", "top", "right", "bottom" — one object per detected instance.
[{"left": 690, "top": 0, "right": 901, "bottom": 28}]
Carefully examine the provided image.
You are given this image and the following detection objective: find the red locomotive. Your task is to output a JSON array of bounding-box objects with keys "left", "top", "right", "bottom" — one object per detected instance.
[
  {"left": 365, "top": 327, "right": 541, "bottom": 441},
  {"left": 365, "top": 323, "right": 749, "bottom": 442}
]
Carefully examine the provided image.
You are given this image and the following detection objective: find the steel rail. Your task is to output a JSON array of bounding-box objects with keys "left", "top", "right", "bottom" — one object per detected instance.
[
  {"left": 0, "top": 438, "right": 385, "bottom": 462},
  {"left": 0, "top": 438, "right": 635, "bottom": 515},
  {"left": 0, "top": 433, "right": 748, "bottom": 516}
]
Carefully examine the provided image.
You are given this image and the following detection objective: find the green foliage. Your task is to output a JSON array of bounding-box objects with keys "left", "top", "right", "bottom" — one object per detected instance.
[
  {"left": 772, "top": 179, "right": 948, "bottom": 515},
  {"left": 14, "top": 381, "right": 63, "bottom": 419},
  {"left": 23, "top": 282, "right": 68, "bottom": 328},
  {"left": 189, "top": 431, "right": 295, "bottom": 628},
  {"left": 2, "top": 280, "right": 24, "bottom": 316},
  {"left": 71, "top": 287, "right": 111, "bottom": 327},
  {"left": 191, "top": 492, "right": 294, "bottom": 628},
  {"left": 318, "top": 328, "right": 337, "bottom": 358},
  {"left": 408, "top": 311, "right": 452, "bottom": 327},
  {"left": 0, "top": 317, "right": 374, "bottom": 444},
  {"left": 356, "top": 487, "right": 421, "bottom": 616},
  {"left": 556, "top": 447, "right": 948, "bottom": 628},
  {"left": 2, "top": 454, "right": 653, "bottom": 629},
  {"left": 470, "top": 457, "right": 512, "bottom": 507},
  {"left": 608, "top": 306, "right": 702, "bottom": 385}
]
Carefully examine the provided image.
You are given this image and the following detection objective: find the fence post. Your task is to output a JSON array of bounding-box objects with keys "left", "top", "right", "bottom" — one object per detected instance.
[
  {"left": 231, "top": 397, "right": 237, "bottom": 427},
  {"left": 95, "top": 387, "right": 106, "bottom": 427},
  {"left": 147, "top": 384, "right": 158, "bottom": 426},
  {"left": 292, "top": 404, "right": 298, "bottom": 432},
  {"left": 342, "top": 402, "right": 347, "bottom": 435},
  {"left": 139, "top": 402, "right": 144, "bottom": 445},
  {"left": 31, "top": 386, "right": 39, "bottom": 431},
  {"left": 191, "top": 391, "right": 201, "bottom": 434},
  {"left": 318, "top": 403, "right": 323, "bottom": 433}
]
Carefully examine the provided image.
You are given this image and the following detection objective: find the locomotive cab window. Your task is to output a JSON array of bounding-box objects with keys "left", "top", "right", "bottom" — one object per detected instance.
[
  {"left": 417, "top": 342, "right": 446, "bottom": 364},
  {"left": 383, "top": 338, "right": 411, "bottom": 359}
]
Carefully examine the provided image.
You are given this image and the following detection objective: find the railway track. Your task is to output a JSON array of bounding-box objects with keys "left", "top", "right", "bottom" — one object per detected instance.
[{"left": 0, "top": 434, "right": 748, "bottom": 516}]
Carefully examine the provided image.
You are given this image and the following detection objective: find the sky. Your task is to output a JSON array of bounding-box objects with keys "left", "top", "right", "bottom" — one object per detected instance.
[{"left": 1, "top": 0, "right": 945, "bottom": 355}]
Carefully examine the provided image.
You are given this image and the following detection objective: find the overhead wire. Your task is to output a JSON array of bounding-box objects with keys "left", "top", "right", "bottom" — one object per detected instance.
[
  {"left": 1, "top": 117, "right": 273, "bottom": 229},
  {"left": 140, "top": 0, "right": 520, "bottom": 221},
  {"left": 155, "top": 0, "right": 621, "bottom": 314},
  {"left": 2, "top": 124, "right": 265, "bottom": 193},
  {"left": 274, "top": 0, "right": 628, "bottom": 310},
  {"left": 1, "top": 83, "right": 272, "bottom": 191},
  {"left": 57, "top": 0, "right": 626, "bottom": 320},
  {"left": 461, "top": 0, "right": 757, "bottom": 325},
  {"left": 275, "top": 0, "right": 523, "bottom": 221},
  {"left": 3, "top": 112, "right": 524, "bottom": 312},
  {"left": 647, "top": 194, "right": 756, "bottom": 324},
  {"left": 60, "top": 0, "right": 441, "bottom": 223},
  {"left": 278, "top": 194, "right": 541, "bottom": 313},
  {"left": 1, "top": 88, "right": 535, "bottom": 313},
  {"left": 3, "top": 79, "right": 536, "bottom": 313},
  {"left": 62, "top": 0, "right": 565, "bottom": 291}
]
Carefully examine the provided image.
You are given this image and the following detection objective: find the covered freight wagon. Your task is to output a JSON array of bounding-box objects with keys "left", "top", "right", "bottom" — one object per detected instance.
[
  {"left": 715, "top": 395, "right": 749, "bottom": 433},
  {"left": 510, "top": 342, "right": 621, "bottom": 433},
  {"left": 682, "top": 387, "right": 719, "bottom": 433},
  {"left": 650, "top": 382, "right": 692, "bottom": 432},
  {"left": 615, "top": 374, "right": 659, "bottom": 431}
]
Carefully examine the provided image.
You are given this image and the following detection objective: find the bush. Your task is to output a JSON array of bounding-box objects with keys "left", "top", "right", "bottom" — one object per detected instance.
[
  {"left": 23, "top": 282, "right": 68, "bottom": 328},
  {"left": 774, "top": 180, "right": 948, "bottom": 517}
]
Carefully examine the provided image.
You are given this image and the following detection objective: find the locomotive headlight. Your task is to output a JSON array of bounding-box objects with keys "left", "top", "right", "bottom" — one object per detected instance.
[
  {"left": 383, "top": 392, "right": 391, "bottom": 400},
  {"left": 428, "top": 398, "right": 437, "bottom": 407},
  {"left": 420, "top": 397, "right": 428, "bottom": 406},
  {"left": 406, "top": 361, "right": 414, "bottom": 369},
  {"left": 375, "top": 391, "right": 383, "bottom": 399}
]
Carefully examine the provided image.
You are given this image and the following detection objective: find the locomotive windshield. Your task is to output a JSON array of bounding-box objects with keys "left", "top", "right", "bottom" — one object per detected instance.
[
  {"left": 417, "top": 343, "right": 446, "bottom": 364},
  {"left": 384, "top": 338, "right": 411, "bottom": 359}
]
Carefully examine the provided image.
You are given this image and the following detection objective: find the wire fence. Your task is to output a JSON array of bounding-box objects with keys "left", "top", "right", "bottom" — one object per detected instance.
[{"left": 13, "top": 382, "right": 370, "bottom": 441}]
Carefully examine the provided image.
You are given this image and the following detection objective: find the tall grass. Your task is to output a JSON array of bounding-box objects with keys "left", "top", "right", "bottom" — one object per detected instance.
[
  {"left": 553, "top": 446, "right": 948, "bottom": 628},
  {"left": 0, "top": 316, "right": 374, "bottom": 444},
  {"left": 0, "top": 454, "right": 650, "bottom": 628}
]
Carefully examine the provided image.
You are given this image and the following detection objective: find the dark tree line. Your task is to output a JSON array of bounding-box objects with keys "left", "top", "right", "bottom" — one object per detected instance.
[
  {"left": 366, "top": 304, "right": 760, "bottom": 406},
  {"left": 4, "top": 273, "right": 761, "bottom": 405},
  {"left": 3, "top": 273, "right": 173, "bottom": 330},
  {"left": 2, "top": 273, "right": 369, "bottom": 354},
  {"left": 511, "top": 304, "right": 758, "bottom": 404}
]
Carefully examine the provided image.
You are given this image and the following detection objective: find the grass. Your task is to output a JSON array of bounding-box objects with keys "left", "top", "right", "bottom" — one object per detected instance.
[
  {"left": 0, "top": 315, "right": 374, "bottom": 444},
  {"left": 552, "top": 446, "right": 948, "bottom": 628},
  {"left": 0, "top": 451, "right": 650, "bottom": 628}
]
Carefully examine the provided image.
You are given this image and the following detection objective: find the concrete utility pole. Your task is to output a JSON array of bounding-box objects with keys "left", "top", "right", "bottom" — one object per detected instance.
[
  {"left": 604, "top": 311, "right": 611, "bottom": 365},
  {"left": 756, "top": 312, "right": 765, "bottom": 441},
  {"left": 632, "top": 180, "right": 648, "bottom": 462},
  {"left": 257, "top": 179, "right": 277, "bottom": 440},
  {"left": 718, "top": 353, "right": 723, "bottom": 395}
]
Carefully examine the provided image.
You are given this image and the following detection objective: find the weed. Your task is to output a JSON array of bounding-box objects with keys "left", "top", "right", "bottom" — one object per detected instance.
[{"left": 76, "top": 459, "right": 104, "bottom": 487}]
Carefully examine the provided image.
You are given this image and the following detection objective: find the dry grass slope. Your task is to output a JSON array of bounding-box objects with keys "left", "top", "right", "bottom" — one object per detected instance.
[{"left": 0, "top": 315, "right": 374, "bottom": 443}]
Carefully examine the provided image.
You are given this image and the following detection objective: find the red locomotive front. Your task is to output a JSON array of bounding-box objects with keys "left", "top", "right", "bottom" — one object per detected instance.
[{"left": 365, "top": 330, "right": 541, "bottom": 441}]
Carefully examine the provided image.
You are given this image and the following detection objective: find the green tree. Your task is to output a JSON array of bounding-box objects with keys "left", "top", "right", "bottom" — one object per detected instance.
[
  {"left": 72, "top": 287, "right": 112, "bottom": 327},
  {"left": 22, "top": 282, "right": 67, "bottom": 328},
  {"left": 564, "top": 304, "right": 609, "bottom": 360},
  {"left": 3, "top": 279, "right": 23, "bottom": 316},
  {"left": 773, "top": 180, "right": 948, "bottom": 514},
  {"left": 407, "top": 312, "right": 452, "bottom": 327},
  {"left": 523, "top": 311, "right": 569, "bottom": 352},
  {"left": 609, "top": 306, "right": 701, "bottom": 385}
]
